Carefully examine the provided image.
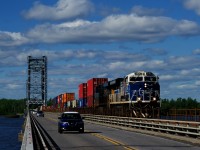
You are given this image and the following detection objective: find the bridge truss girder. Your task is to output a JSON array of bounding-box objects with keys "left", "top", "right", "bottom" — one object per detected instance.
[{"left": 27, "top": 56, "right": 47, "bottom": 106}]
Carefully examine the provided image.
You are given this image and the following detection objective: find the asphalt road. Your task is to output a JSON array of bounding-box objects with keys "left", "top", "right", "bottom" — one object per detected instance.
[{"left": 34, "top": 113, "right": 200, "bottom": 150}]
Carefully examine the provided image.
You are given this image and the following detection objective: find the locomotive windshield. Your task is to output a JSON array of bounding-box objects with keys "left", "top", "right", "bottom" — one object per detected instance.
[
  {"left": 144, "top": 76, "right": 157, "bottom": 82},
  {"left": 130, "top": 77, "right": 143, "bottom": 81}
]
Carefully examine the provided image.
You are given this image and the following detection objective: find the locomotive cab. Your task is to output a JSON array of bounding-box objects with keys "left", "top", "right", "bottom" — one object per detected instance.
[{"left": 124, "top": 71, "right": 160, "bottom": 103}]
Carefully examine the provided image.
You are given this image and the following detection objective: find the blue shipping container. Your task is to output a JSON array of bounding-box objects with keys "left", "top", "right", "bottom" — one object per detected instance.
[{"left": 78, "top": 98, "right": 87, "bottom": 107}]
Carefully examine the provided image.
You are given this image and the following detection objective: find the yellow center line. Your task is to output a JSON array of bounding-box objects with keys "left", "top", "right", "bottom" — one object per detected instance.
[
  {"left": 89, "top": 131, "right": 138, "bottom": 150},
  {"left": 46, "top": 116, "right": 138, "bottom": 150}
]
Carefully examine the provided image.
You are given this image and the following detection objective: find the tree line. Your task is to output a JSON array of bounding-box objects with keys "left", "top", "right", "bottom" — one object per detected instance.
[
  {"left": 0, "top": 98, "right": 26, "bottom": 115},
  {"left": 0, "top": 97, "right": 200, "bottom": 115},
  {"left": 161, "top": 97, "right": 200, "bottom": 110}
]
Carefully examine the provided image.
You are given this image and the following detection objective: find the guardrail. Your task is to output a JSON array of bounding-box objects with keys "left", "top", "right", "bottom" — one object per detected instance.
[
  {"left": 82, "top": 114, "right": 200, "bottom": 138},
  {"left": 21, "top": 112, "right": 34, "bottom": 150},
  {"left": 22, "top": 112, "right": 61, "bottom": 149}
]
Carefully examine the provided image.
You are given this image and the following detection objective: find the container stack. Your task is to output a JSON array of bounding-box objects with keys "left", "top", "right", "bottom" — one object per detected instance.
[
  {"left": 87, "top": 78, "right": 108, "bottom": 107},
  {"left": 78, "top": 83, "right": 87, "bottom": 107},
  {"left": 51, "top": 93, "right": 75, "bottom": 109},
  {"left": 109, "top": 78, "right": 123, "bottom": 102},
  {"left": 62, "top": 93, "right": 75, "bottom": 108}
]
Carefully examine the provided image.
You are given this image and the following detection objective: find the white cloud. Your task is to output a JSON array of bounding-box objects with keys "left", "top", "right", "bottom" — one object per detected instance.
[
  {"left": 0, "top": 12, "right": 199, "bottom": 47},
  {"left": 1, "top": 48, "right": 200, "bottom": 99},
  {"left": 176, "top": 84, "right": 197, "bottom": 89},
  {"left": 131, "top": 5, "right": 165, "bottom": 16},
  {"left": 193, "top": 48, "right": 200, "bottom": 54},
  {"left": 184, "top": 0, "right": 200, "bottom": 15},
  {"left": 6, "top": 83, "right": 22, "bottom": 90},
  {"left": 27, "top": 14, "right": 200, "bottom": 44},
  {"left": 195, "top": 80, "right": 200, "bottom": 86},
  {"left": 160, "top": 75, "right": 175, "bottom": 81},
  {"left": 0, "top": 31, "right": 28, "bottom": 46},
  {"left": 23, "top": 0, "right": 93, "bottom": 20}
]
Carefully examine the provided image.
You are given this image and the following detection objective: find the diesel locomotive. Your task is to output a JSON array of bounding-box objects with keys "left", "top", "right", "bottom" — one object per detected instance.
[{"left": 94, "top": 71, "right": 160, "bottom": 117}]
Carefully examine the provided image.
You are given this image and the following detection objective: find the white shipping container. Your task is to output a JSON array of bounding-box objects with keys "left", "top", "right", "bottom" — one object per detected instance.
[
  {"left": 71, "top": 100, "right": 77, "bottom": 108},
  {"left": 67, "top": 101, "right": 71, "bottom": 107}
]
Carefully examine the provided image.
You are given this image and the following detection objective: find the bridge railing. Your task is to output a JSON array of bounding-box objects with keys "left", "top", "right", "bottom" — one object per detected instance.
[
  {"left": 44, "top": 112, "right": 200, "bottom": 138},
  {"left": 21, "top": 112, "right": 34, "bottom": 150},
  {"left": 82, "top": 114, "right": 200, "bottom": 138}
]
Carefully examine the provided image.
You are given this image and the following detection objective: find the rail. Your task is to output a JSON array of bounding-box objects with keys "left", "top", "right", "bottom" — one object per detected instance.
[{"left": 82, "top": 114, "right": 200, "bottom": 138}]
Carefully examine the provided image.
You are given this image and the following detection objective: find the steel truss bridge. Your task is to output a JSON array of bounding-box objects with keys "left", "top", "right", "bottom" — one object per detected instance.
[{"left": 26, "top": 56, "right": 47, "bottom": 106}]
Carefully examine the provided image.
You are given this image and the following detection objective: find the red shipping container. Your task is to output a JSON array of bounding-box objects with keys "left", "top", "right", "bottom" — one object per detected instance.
[
  {"left": 87, "top": 78, "right": 108, "bottom": 96},
  {"left": 57, "top": 95, "right": 60, "bottom": 104},
  {"left": 58, "top": 94, "right": 62, "bottom": 104},
  {"left": 79, "top": 83, "right": 87, "bottom": 99},
  {"left": 87, "top": 95, "right": 94, "bottom": 107}
]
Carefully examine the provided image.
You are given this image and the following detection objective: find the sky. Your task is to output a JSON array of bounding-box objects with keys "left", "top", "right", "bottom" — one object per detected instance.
[{"left": 1, "top": 0, "right": 200, "bottom": 101}]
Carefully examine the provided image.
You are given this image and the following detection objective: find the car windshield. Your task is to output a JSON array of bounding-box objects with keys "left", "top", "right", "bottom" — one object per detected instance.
[
  {"left": 37, "top": 111, "right": 43, "bottom": 113},
  {"left": 62, "top": 113, "right": 81, "bottom": 119}
]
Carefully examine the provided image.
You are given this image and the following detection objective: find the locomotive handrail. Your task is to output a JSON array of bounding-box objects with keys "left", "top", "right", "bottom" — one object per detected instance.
[{"left": 82, "top": 114, "right": 200, "bottom": 138}]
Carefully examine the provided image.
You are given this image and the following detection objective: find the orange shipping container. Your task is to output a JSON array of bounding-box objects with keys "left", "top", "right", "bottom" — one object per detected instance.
[
  {"left": 68, "top": 93, "right": 75, "bottom": 101},
  {"left": 63, "top": 93, "right": 67, "bottom": 103},
  {"left": 62, "top": 93, "right": 75, "bottom": 102}
]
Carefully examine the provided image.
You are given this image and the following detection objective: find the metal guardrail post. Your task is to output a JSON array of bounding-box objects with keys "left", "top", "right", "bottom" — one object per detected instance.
[{"left": 21, "top": 112, "right": 34, "bottom": 150}]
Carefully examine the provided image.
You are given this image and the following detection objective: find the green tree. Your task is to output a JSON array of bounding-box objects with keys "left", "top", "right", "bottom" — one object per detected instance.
[{"left": 0, "top": 99, "right": 26, "bottom": 115}]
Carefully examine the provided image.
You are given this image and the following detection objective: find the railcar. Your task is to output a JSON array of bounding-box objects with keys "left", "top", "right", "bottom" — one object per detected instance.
[
  {"left": 93, "top": 71, "right": 160, "bottom": 117},
  {"left": 107, "top": 71, "right": 160, "bottom": 117}
]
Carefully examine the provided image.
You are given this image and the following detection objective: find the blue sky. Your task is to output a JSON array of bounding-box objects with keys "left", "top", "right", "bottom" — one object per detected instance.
[{"left": 1, "top": 0, "right": 200, "bottom": 101}]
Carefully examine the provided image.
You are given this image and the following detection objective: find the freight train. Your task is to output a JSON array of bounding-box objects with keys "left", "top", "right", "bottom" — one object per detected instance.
[
  {"left": 49, "top": 71, "right": 160, "bottom": 118},
  {"left": 79, "top": 71, "right": 160, "bottom": 117}
]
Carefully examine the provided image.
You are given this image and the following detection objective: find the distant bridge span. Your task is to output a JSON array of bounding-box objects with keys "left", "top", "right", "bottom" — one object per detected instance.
[{"left": 26, "top": 56, "right": 47, "bottom": 106}]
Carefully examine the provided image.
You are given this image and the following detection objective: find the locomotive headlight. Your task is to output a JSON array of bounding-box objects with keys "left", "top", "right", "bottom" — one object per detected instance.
[
  {"left": 137, "top": 97, "right": 141, "bottom": 101},
  {"left": 144, "top": 83, "right": 147, "bottom": 88},
  {"left": 153, "top": 97, "right": 156, "bottom": 101}
]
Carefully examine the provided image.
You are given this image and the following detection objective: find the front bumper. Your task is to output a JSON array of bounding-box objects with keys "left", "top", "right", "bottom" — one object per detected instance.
[{"left": 59, "top": 122, "right": 84, "bottom": 131}]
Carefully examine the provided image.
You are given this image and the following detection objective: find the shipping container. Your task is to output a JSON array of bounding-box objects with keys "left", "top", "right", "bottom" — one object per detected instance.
[
  {"left": 63, "top": 93, "right": 67, "bottom": 103},
  {"left": 71, "top": 100, "right": 77, "bottom": 108},
  {"left": 78, "top": 83, "right": 87, "bottom": 99},
  {"left": 62, "top": 93, "right": 75, "bottom": 102},
  {"left": 66, "top": 93, "right": 75, "bottom": 101},
  {"left": 87, "top": 95, "right": 94, "bottom": 107},
  {"left": 94, "top": 93, "right": 99, "bottom": 107},
  {"left": 78, "top": 99, "right": 82, "bottom": 107},
  {"left": 78, "top": 98, "right": 87, "bottom": 107},
  {"left": 87, "top": 78, "right": 108, "bottom": 96},
  {"left": 64, "top": 102, "right": 67, "bottom": 108},
  {"left": 67, "top": 101, "right": 71, "bottom": 107},
  {"left": 57, "top": 94, "right": 62, "bottom": 105}
]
